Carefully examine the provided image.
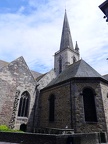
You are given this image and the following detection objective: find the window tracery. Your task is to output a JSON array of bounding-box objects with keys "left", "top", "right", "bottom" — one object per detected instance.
[{"left": 18, "top": 91, "right": 30, "bottom": 117}]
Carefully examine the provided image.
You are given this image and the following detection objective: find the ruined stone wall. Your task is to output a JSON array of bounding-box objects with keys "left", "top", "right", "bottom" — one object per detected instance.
[{"left": 39, "top": 82, "right": 71, "bottom": 129}]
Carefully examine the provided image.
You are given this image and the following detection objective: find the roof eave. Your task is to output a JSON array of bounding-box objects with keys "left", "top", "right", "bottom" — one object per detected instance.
[{"left": 41, "top": 77, "right": 108, "bottom": 91}]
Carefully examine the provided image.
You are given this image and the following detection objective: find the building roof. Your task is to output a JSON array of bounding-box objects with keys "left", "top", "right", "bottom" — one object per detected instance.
[
  {"left": 31, "top": 70, "right": 42, "bottom": 79},
  {"left": 47, "top": 59, "right": 104, "bottom": 87},
  {"left": 99, "top": 0, "right": 108, "bottom": 15},
  {"left": 103, "top": 74, "right": 108, "bottom": 81},
  {"left": 36, "top": 73, "right": 47, "bottom": 81},
  {"left": 60, "top": 10, "right": 74, "bottom": 51}
]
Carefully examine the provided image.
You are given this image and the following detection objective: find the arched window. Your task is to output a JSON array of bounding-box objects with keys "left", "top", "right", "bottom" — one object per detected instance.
[
  {"left": 49, "top": 94, "right": 55, "bottom": 122},
  {"left": 59, "top": 56, "right": 62, "bottom": 74},
  {"left": 83, "top": 88, "right": 97, "bottom": 122},
  {"left": 18, "top": 91, "right": 30, "bottom": 117}
]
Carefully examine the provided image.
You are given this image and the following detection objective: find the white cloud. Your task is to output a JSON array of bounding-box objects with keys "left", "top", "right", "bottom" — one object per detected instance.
[{"left": 0, "top": 0, "right": 108, "bottom": 75}]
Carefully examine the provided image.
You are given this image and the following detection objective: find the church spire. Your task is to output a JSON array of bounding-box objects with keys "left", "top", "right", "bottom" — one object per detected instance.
[
  {"left": 54, "top": 10, "right": 80, "bottom": 76},
  {"left": 60, "top": 10, "right": 74, "bottom": 51},
  {"left": 75, "top": 41, "right": 79, "bottom": 52}
]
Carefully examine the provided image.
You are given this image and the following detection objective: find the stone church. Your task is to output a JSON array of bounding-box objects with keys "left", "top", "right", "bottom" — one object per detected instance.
[{"left": 0, "top": 10, "right": 108, "bottom": 140}]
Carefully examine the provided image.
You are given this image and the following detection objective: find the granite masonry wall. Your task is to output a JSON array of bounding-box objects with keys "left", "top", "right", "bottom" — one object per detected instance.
[
  {"left": 0, "top": 63, "right": 16, "bottom": 126},
  {"left": 100, "top": 82, "right": 108, "bottom": 133},
  {"left": 71, "top": 80, "right": 107, "bottom": 133},
  {"left": 33, "top": 69, "right": 56, "bottom": 129},
  {"left": 39, "top": 79, "right": 107, "bottom": 134},
  {"left": 0, "top": 56, "right": 36, "bottom": 132},
  {"left": 39, "top": 82, "right": 71, "bottom": 129}
]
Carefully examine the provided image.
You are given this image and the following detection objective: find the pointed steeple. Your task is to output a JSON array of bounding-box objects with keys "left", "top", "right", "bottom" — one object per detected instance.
[
  {"left": 60, "top": 10, "right": 74, "bottom": 51},
  {"left": 54, "top": 10, "right": 80, "bottom": 76},
  {"left": 75, "top": 41, "right": 79, "bottom": 52}
]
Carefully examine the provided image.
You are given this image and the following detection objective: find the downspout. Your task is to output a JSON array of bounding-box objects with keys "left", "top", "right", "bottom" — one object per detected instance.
[{"left": 70, "top": 80, "right": 73, "bottom": 129}]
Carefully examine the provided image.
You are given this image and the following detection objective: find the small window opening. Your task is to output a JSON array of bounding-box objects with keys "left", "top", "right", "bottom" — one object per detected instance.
[
  {"left": 59, "top": 56, "right": 62, "bottom": 74},
  {"left": 83, "top": 88, "right": 97, "bottom": 122}
]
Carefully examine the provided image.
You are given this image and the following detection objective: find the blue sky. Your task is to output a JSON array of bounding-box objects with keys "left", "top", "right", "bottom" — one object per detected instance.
[
  {"left": 0, "top": 0, "right": 27, "bottom": 13},
  {"left": 0, "top": 0, "right": 108, "bottom": 75}
]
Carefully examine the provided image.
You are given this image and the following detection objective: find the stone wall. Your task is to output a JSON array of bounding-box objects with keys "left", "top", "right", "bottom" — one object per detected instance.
[
  {"left": 54, "top": 48, "right": 79, "bottom": 76},
  {"left": 8, "top": 57, "right": 36, "bottom": 131},
  {"left": 0, "top": 56, "right": 36, "bottom": 132},
  {"left": 0, "top": 132, "right": 100, "bottom": 144},
  {"left": 37, "top": 69, "right": 56, "bottom": 90},
  {"left": 71, "top": 80, "right": 107, "bottom": 133},
  {"left": 39, "top": 79, "right": 107, "bottom": 134},
  {"left": 100, "top": 82, "right": 108, "bottom": 133},
  {"left": 39, "top": 82, "right": 71, "bottom": 129},
  {"left": 33, "top": 69, "right": 56, "bottom": 130},
  {"left": 0, "top": 63, "right": 16, "bottom": 126},
  {"left": 0, "top": 78, "right": 16, "bottom": 126}
]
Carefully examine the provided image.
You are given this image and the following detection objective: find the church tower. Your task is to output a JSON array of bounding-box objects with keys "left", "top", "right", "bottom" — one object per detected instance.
[{"left": 54, "top": 10, "right": 80, "bottom": 75}]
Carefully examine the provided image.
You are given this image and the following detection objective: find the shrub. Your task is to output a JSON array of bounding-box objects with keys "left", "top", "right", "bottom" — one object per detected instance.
[
  {"left": 0, "top": 125, "right": 9, "bottom": 131},
  {"left": 0, "top": 125, "right": 23, "bottom": 132}
]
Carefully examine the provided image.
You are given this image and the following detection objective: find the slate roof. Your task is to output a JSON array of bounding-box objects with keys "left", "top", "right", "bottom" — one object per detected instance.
[
  {"left": 60, "top": 10, "right": 74, "bottom": 51},
  {"left": 36, "top": 73, "right": 47, "bottom": 81},
  {"left": 103, "top": 74, "right": 108, "bottom": 81},
  {"left": 99, "top": 0, "right": 108, "bottom": 15},
  {"left": 47, "top": 59, "right": 104, "bottom": 87},
  {"left": 31, "top": 70, "right": 42, "bottom": 79}
]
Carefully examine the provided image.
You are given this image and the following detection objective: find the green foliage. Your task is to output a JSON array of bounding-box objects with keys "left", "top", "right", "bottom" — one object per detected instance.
[
  {"left": 0, "top": 125, "right": 23, "bottom": 133},
  {"left": 0, "top": 125, "right": 9, "bottom": 131}
]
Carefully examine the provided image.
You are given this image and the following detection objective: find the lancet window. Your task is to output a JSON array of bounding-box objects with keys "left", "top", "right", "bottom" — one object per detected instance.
[{"left": 18, "top": 91, "right": 30, "bottom": 117}]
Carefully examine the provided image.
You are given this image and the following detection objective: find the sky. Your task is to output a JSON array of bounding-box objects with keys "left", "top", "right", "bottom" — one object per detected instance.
[{"left": 0, "top": 0, "right": 108, "bottom": 75}]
